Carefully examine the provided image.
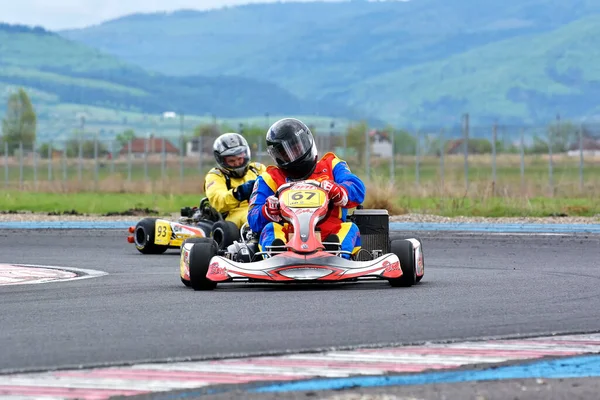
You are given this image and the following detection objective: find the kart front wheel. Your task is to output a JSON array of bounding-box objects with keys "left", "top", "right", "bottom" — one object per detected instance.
[
  {"left": 186, "top": 237, "right": 219, "bottom": 291},
  {"left": 388, "top": 239, "right": 417, "bottom": 287}
]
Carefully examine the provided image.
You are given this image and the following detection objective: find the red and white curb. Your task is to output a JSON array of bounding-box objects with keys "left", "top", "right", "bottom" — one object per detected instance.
[
  {"left": 1, "top": 333, "right": 600, "bottom": 399},
  {"left": 0, "top": 264, "right": 107, "bottom": 286}
]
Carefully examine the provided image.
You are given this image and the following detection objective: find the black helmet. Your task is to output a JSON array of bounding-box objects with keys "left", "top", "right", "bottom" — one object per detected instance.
[
  {"left": 266, "top": 118, "right": 318, "bottom": 180},
  {"left": 213, "top": 133, "right": 251, "bottom": 178}
]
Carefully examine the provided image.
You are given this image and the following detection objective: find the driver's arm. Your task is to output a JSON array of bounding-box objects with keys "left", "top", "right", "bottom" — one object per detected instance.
[
  {"left": 204, "top": 170, "right": 241, "bottom": 214},
  {"left": 247, "top": 174, "right": 276, "bottom": 233},
  {"left": 332, "top": 158, "right": 366, "bottom": 208}
]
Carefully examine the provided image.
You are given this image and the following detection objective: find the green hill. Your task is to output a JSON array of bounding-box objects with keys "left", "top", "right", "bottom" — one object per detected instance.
[
  {"left": 59, "top": 0, "right": 600, "bottom": 126},
  {"left": 349, "top": 14, "right": 600, "bottom": 126},
  {"left": 0, "top": 23, "right": 352, "bottom": 129}
]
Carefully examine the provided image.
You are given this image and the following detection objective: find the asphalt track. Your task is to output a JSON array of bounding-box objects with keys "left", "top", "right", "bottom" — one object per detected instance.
[{"left": 1, "top": 228, "right": 599, "bottom": 378}]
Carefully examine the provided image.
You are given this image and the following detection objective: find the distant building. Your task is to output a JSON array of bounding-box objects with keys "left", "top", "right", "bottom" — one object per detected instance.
[
  {"left": 119, "top": 136, "right": 179, "bottom": 158},
  {"left": 370, "top": 129, "right": 393, "bottom": 158},
  {"left": 567, "top": 138, "right": 600, "bottom": 157}
]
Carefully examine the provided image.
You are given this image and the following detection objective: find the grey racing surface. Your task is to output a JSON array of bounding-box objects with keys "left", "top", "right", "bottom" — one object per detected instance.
[{"left": 0, "top": 229, "right": 599, "bottom": 374}]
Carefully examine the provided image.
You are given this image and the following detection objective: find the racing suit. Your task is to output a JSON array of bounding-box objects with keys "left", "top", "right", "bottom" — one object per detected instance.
[
  {"left": 204, "top": 161, "right": 267, "bottom": 229},
  {"left": 247, "top": 152, "right": 365, "bottom": 256}
]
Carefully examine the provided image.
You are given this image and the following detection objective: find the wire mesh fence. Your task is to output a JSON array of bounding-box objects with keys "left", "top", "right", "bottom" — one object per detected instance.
[{"left": 1, "top": 121, "right": 599, "bottom": 197}]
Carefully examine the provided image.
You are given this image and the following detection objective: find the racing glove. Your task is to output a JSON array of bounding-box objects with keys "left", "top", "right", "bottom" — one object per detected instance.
[
  {"left": 233, "top": 180, "right": 255, "bottom": 202},
  {"left": 320, "top": 180, "right": 348, "bottom": 207},
  {"left": 262, "top": 195, "right": 282, "bottom": 222}
]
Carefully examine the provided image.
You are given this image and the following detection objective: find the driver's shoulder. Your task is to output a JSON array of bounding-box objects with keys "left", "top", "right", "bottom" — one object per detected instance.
[{"left": 206, "top": 167, "right": 223, "bottom": 176}]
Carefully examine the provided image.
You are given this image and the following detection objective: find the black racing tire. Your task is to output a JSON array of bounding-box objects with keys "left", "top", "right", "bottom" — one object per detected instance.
[
  {"left": 186, "top": 237, "right": 219, "bottom": 291},
  {"left": 181, "top": 277, "right": 191, "bottom": 287},
  {"left": 388, "top": 239, "right": 417, "bottom": 287},
  {"left": 134, "top": 218, "right": 169, "bottom": 255},
  {"left": 211, "top": 220, "right": 240, "bottom": 250}
]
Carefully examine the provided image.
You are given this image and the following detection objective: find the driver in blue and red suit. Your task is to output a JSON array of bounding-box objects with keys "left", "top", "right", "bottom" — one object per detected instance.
[{"left": 247, "top": 118, "right": 366, "bottom": 258}]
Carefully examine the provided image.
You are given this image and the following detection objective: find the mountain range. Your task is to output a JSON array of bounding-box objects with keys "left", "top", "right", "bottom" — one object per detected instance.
[{"left": 59, "top": 0, "right": 600, "bottom": 127}]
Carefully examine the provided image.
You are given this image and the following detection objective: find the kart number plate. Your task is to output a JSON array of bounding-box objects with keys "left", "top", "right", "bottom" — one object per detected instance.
[
  {"left": 284, "top": 189, "right": 324, "bottom": 208},
  {"left": 154, "top": 221, "right": 171, "bottom": 245}
]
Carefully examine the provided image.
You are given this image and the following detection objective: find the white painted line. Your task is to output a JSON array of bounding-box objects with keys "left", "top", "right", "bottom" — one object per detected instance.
[
  {"left": 0, "top": 376, "right": 205, "bottom": 391},
  {"left": 132, "top": 363, "right": 346, "bottom": 377},
  {"left": 0, "top": 263, "right": 108, "bottom": 286}
]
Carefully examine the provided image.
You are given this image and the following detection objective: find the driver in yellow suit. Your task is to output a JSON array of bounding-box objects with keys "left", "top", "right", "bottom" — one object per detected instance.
[{"left": 202, "top": 133, "right": 266, "bottom": 229}]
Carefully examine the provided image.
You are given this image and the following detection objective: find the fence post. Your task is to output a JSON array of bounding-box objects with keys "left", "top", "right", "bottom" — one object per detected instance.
[
  {"left": 520, "top": 128, "right": 525, "bottom": 195},
  {"left": 389, "top": 130, "right": 395, "bottom": 185},
  {"left": 439, "top": 128, "right": 445, "bottom": 190},
  {"left": 198, "top": 135, "right": 203, "bottom": 174},
  {"left": 128, "top": 139, "right": 132, "bottom": 183},
  {"left": 109, "top": 140, "right": 115, "bottom": 175},
  {"left": 180, "top": 135, "right": 184, "bottom": 184},
  {"left": 364, "top": 126, "right": 370, "bottom": 180},
  {"left": 94, "top": 135, "right": 99, "bottom": 190},
  {"left": 579, "top": 123, "right": 584, "bottom": 193},
  {"left": 19, "top": 141, "right": 23, "bottom": 190},
  {"left": 492, "top": 122, "right": 497, "bottom": 195},
  {"left": 144, "top": 137, "right": 149, "bottom": 182},
  {"left": 62, "top": 143, "right": 67, "bottom": 183},
  {"left": 33, "top": 140, "right": 38, "bottom": 191},
  {"left": 161, "top": 137, "right": 166, "bottom": 180},
  {"left": 548, "top": 116, "right": 556, "bottom": 197},
  {"left": 48, "top": 141, "right": 53, "bottom": 182},
  {"left": 416, "top": 130, "right": 420, "bottom": 187},
  {"left": 78, "top": 139, "right": 83, "bottom": 183},
  {"left": 4, "top": 142, "right": 8, "bottom": 188},
  {"left": 463, "top": 113, "right": 469, "bottom": 192}
]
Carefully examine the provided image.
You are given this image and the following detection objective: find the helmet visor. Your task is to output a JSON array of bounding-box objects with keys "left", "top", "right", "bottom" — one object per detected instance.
[{"left": 267, "top": 133, "right": 312, "bottom": 165}]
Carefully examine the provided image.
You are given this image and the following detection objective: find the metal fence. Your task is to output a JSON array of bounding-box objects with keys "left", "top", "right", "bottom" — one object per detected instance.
[{"left": 1, "top": 122, "right": 599, "bottom": 197}]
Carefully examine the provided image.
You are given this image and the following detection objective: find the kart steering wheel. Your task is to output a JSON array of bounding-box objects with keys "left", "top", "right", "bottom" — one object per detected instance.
[
  {"left": 274, "top": 179, "right": 321, "bottom": 198},
  {"left": 274, "top": 179, "right": 337, "bottom": 218}
]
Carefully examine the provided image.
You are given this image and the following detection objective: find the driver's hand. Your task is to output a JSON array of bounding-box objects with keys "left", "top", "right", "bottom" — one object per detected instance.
[
  {"left": 320, "top": 180, "right": 349, "bottom": 207},
  {"left": 262, "top": 195, "right": 282, "bottom": 222}
]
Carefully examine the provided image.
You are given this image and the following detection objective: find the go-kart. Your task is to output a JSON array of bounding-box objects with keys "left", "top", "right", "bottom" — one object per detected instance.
[
  {"left": 179, "top": 180, "right": 424, "bottom": 290},
  {"left": 127, "top": 197, "right": 241, "bottom": 254}
]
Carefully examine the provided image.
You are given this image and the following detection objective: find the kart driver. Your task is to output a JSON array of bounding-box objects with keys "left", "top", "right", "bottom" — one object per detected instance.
[
  {"left": 247, "top": 118, "right": 366, "bottom": 258},
  {"left": 201, "top": 132, "right": 266, "bottom": 229}
]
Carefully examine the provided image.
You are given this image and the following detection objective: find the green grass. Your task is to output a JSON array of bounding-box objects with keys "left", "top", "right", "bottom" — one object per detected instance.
[
  {"left": 0, "top": 191, "right": 198, "bottom": 215},
  {"left": 1, "top": 190, "right": 598, "bottom": 218}
]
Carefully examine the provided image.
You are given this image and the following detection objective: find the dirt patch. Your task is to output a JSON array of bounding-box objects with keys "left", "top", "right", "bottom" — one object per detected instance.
[{"left": 103, "top": 208, "right": 159, "bottom": 217}]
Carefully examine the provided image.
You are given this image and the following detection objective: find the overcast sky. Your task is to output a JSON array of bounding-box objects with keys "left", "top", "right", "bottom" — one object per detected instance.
[{"left": 2, "top": 0, "right": 340, "bottom": 31}]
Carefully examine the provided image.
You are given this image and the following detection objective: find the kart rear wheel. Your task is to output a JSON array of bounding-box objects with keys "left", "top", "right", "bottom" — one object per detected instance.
[
  {"left": 186, "top": 237, "right": 219, "bottom": 291},
  {"left": 388, "top": 239, "right": 417, "bottom": 287},
  {"left": 416, "top": 238, "right": 424, "bottom": 282},
  {"left": 134, "top": 218, "right": 169, "bottom": 254},
  {"left": 389, "top": 235, "right": 424, "bottom": 283},
  {"left": 211, "top": 220, "right": 240, "bottom": 250}
]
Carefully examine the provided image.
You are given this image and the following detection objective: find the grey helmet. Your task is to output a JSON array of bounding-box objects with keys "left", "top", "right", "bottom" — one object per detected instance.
[{"left": 213, "top": 133, "right": 251, "bottom": 178}]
